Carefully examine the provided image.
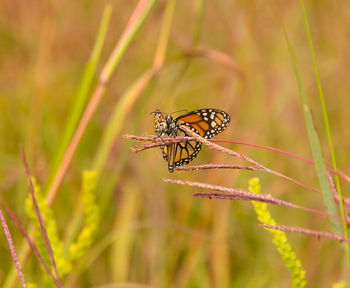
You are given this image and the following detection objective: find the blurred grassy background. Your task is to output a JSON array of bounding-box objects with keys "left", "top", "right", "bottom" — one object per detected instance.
[{"left": 1, "top": 0, "right": 350, "bottom": 287}]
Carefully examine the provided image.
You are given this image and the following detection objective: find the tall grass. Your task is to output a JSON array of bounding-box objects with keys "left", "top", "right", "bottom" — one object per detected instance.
[{"left": 1, "top": 1, "right": 349, "bottom": 287}]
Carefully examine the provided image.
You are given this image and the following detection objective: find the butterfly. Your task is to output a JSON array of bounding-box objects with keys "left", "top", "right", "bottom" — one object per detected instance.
[{"left": 153, "top": 108, "right": 230, "bottom": 172}]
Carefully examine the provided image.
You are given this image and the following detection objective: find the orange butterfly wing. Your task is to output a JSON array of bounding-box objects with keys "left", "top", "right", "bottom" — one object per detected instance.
[
  {"left": 155, "top": 109, "right": 230, "bottom": 172},
  {"left": 176, "top": 109, "right": 230, "bottom": 139}
]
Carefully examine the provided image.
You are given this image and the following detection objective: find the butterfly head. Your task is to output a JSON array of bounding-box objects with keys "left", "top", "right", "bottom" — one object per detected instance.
[{"left": 153, "top": 110, "right": 177, "bottom": 137}]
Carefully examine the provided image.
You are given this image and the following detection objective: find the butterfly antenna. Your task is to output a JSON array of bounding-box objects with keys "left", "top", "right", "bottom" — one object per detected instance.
[
  {"left": 170, "top": 109, "right": 189, "bottom": 116},
  {"left": 150, "top": 109, "right": 160, "bottom": 115}
]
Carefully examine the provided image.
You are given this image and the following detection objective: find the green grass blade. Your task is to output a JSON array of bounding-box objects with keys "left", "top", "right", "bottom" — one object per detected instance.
[
  {"left": 110, "top": 182, "right": 141, "bottom": 282},
  {"left": 92, "top": 68, "right": 157, "bottom": 172},
  {"left": 153, "top": 0, "right": 176, "bottom": 68},
  {"left": 100, "top": 0, "right": 157, "bottom": 82},
  {"left": 192, "top": 0, "right": 205, "bottom": 46},
  {"left": 93, "top": 0, "right": 173, "bottom": 172},
  {"left": 63, "top": 0, "right": 164, "bottom": 263},
  {"left": 162, "top": 0, "right": 204, "bottom": 101},
  {"left": 45, "top": 5, "right": 112, "bottom": 193},
  {"left": 45, "top": 0, "right": 158, "bottom": 205},
  {"left": 299, "top": 0, "right": 348, "bottom": 247},
  {"left": 282, "top": 25, "right": 342, "bottom": 235},
  {"left": 3, "top": 7, "right": 112, "bottom": 288}
]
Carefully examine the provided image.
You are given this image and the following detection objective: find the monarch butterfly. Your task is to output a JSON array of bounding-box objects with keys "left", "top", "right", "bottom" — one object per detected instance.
[{"left": 153, "top": 108, "right": 230, "bottom": 172}]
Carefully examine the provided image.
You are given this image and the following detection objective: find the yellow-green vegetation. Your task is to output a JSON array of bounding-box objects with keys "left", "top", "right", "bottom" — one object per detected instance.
[
  {"left": 249, "top": 178, "right": 307, "bottom": 288},
  {"left": 332, "top": 282, "right": 346, "bottom": 288},
  {"left": 25, "top": 178, "right": 71, "bottom": 276},
  {"left": 69, "top": 171, "right": 99, "bottom": 262},
  {"left": 0, "top": 0, "right": 349, "bottom": 287},
  {"left": 25, "top": 171, "right": 99, "bottom": 281}
]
